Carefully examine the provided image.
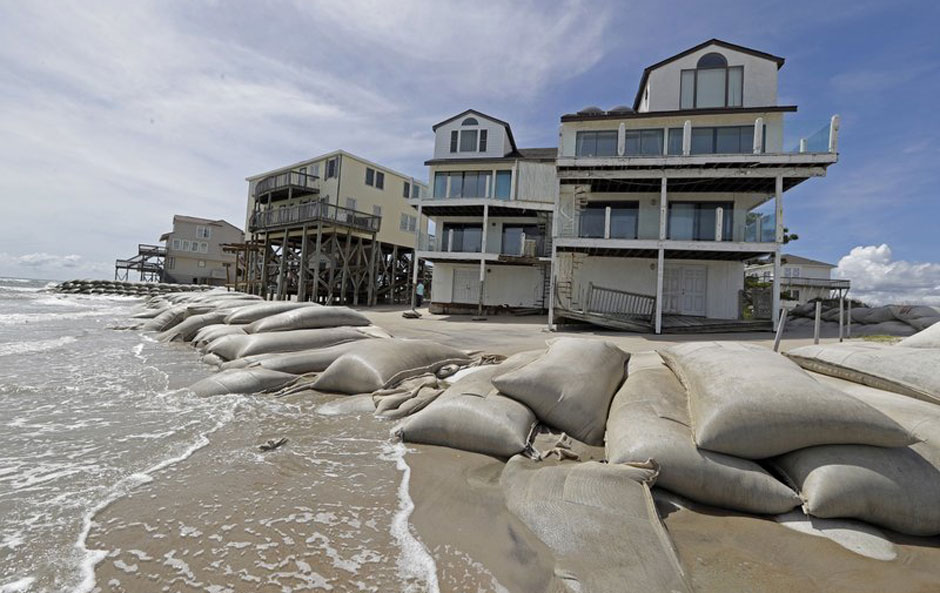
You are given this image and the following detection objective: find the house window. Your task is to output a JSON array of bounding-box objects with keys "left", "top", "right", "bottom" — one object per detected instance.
[
  {"left": 375, "top": 171, "right": 384, "bottom": 189},
  {"left": 400, "top": 212, "right": 409, "bottom": 231},
  {"left": 200, "top": 242, "right": 208, "bottom": 254},
  {"left": 579, "top": 202, "right": 639, "bottom": 239},
  {"left": 450, "top": 130, "right": 458, "bottom": 153},
  {"left": 441, "top": 171, "right": 491, "bottom": 198},
  {"left": 442, "top": 223, "right": 483, "bottom": 252},
  {"left": 182, "top": 240, "right": 191, "bottom": 251},
  {"left": 373, "top": 205, "right": 382, "bottom": 217},
  {"left": 403, "top": 181, "right": 410, "bottom": 198},
  {"left": 408, "top": 215, "right": 417, "bottom": 232},
  {"left": 433, "top": 173, "right": 448, "bottom": 198},
  {"left": 459, "top": 130, "right": 478, "bottom": 152},
  {"left": 326, "top": 158, "right": 337, "bottom": 178},
  {"left": 365, "top": 168, "right": 375, "bottom": 186},
  {"left": 461, "top": 117, "right": 478, "bottom": 125},
  {"left": 198, "top": 260, "right": 206, "bottom": 268},
  {"left": 172, "top": 239, "right": 181, "bottom": 250},
  {"left": 575, "top": 130, "right": 618, "bottom": 157},
  {"left": 346, "top": 197, "right": 357, "bottom": 211},
  {"left": 667, "top": 126, "right": 763, "bottom": 155},
  {"left": 680, "top": 53, "right": 743, "bottom": 109},
  {"left": 195, "top": 226, "right": 211, "bottom": 239},
  {"left": 411, "top": 184, "right": 421, "bottom": 199},
  {"left": 479, "top": 129, "right": 488, "bottom": 152},
  {"left": 501, "top": 224, "right": 539, "bottom": 255},
  {"left": 311, "top": 163, "right": 320, "bottom": 177},
  {"left": 494, "top": 170, "right": 512, "bottom": 199},
  {"left": 624, "top": 129, "right": 664, "bottom": 156},
  {"left": 668, "top": 202, "right": 734, "bottom": 241},
  {"left": 191, "top": 241, "right": 199, "bottom": 252}
]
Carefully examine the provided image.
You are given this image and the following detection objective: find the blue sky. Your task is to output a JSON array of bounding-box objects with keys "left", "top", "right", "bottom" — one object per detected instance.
[{"left": 1, "top": 0, "right": 938, "bottom": 302}]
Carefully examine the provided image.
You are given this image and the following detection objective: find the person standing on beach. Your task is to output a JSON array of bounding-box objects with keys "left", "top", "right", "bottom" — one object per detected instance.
[{"left": 416, "top": 280, "right": 425, "bottom": 307}]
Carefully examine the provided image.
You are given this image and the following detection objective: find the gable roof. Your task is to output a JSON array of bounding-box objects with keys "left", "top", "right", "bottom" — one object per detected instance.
[
  {"left": 431, "top": 109, "right": 518, "bottom": 153},
  {"left": 633, "top": 39, "right": 786, "bottom": 110}
]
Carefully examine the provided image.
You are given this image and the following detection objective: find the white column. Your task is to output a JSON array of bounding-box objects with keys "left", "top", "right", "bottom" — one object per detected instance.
[
  {"left": 772, "top": 175, "right": 783, "bottom": 327},
  {"left": 753, "top": 117, "right": 764, "bottom": 154},
  {"left": 714, "top": 206, "right": 724, "bottom": 241},
  {"left": 829, "top": 115, "right": 841, "bottom": 153},
  {"left": 655, "top": 248, "right": 665, "bottom": 334},
  {"left": 478, "top": 203, "right": 489, "bottom": 317},
  {"left": 604, "top": 206, "right": 611, "bottom": 239},
  {"left": 682, "top": 120, "right": 692, "bottom": 156},
  {"left": 659, "top": 177, "right": 668, "bottom": 240},
  {"left": 410, "top": 203, "right": 422, "bottom": 310},
  {"left": 510, "top": 161, "right": 519, "bottom": 201},
  {"left": 617, "top": 123, "right": 625, "bottom": 156}
]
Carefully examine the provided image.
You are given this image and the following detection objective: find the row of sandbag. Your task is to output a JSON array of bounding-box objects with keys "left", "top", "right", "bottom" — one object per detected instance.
[
  {"left": 55, "top": 279, "right": 216, "bottom": 296},
  {"left": 133, "top": 292, "right": 477, "bottom": 400},
  {"left": 619, "top": 341, "right": 939, "bottom": 536},
  {"left": 788, "top": 302, "right": 940, "bottom": 335}
]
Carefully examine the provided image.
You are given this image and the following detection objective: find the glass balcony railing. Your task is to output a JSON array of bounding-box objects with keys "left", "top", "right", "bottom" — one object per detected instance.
[{"left": 744, "top": 212, "right": 776, "bottom": 243}]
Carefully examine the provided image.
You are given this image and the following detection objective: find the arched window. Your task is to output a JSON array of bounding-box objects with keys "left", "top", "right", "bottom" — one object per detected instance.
[
  {"left": 681, "top": 52, "right": 742, "bottom": 109},
  {"left": 461, "top": 117, "right": 479, "bottom": 126},
  {"left": 696, "top": 52, "right": 727, "bottom": 69}
]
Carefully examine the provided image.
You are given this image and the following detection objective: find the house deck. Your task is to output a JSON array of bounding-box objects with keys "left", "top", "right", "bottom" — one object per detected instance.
[{"left": 556, "top": 307, "right": 772, "bottom": 334}]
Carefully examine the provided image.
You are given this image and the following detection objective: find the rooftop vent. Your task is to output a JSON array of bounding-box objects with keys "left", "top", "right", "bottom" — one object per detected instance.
[
  {"left": 607, "top": 105, "right": 634, "bottom": 114},
  {"left": 576, "top": 106, "right": 604, "bottom": 115}
]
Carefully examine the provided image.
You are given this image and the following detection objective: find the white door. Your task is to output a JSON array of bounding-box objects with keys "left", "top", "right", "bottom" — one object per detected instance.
[
  {"left": 663, "top": 264, "right": 707, "bottom": 316},
  {"left": 453, "top": 268, "right": 481, "bottom": 304}
]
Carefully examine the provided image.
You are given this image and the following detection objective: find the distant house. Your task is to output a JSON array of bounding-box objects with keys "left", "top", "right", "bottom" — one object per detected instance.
[
  {"left": 411, "top": 109, "right": 557, "bottom": 313},
  {"left": 160, "top": 215, "right": 243, "bottom": 285},
  {"left": 746, "top": 254, "right": 850, "bottom": 305},
  {"left": 242, "top": 150, "right": 429, "bottom": 303}
]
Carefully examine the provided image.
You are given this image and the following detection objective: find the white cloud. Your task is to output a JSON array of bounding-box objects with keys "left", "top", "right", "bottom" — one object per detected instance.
[{"left": 835, "top": 244, "right": 940, "bottom": 305}]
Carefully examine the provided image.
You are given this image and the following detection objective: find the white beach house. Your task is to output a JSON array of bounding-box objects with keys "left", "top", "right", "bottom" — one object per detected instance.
[
  {"left": 551, "top": 39, "right": 840, "bottom": 333},
  {"left": 410, "top": 110, "right": 557, "bottom": 313}
]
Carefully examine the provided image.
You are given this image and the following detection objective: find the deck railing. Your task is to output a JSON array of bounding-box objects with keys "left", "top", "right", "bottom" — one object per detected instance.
[
  {"left": 253, "top": 171, "right": 319, "bottom": 197},
  {"left": 582, "top": 283, "right": 657, "bottom": 324},
  {"left": 249, "top": 201, "right": 381, "bottom": 234},
  {"left": 780, "top": 276, "right": 851, "bottom": 289}
]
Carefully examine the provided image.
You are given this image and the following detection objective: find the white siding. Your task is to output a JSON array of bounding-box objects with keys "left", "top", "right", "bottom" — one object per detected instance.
[
  {"left": 516, "top": 161, "right": 557, "bottom": 203},
  {"left": 641, "top": 45, "right": 779, "bottom": 112}
]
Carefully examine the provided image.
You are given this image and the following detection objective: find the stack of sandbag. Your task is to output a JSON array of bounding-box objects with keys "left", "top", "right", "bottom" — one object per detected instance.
[
  {"left": 500, "top": 457, "right": 692, "bottom": 593},
  {"left": 394, "top": 350, "right": 543, "bottom": 458},
  {"left": 899, "top": 319, "right": 940, "bottom": 348},
  {"left": 194, "top": 324, "right": 247, "bottom": 349},
  {"left": 312, "top": 338, "right": 473, "bottom": 394},
  {"left": 787, "top": 302, "right": 940, "bottom": 336},
  {"left": 786, "top": 342, "right": 940, "bottom": 404},
  {"left": 660, "top": 341, "right": 914, "bottom": 459},
  {"left": 219, "top": 342, "right": 365, "bottom": 375},
  {"left": 245, "top": 306, "right": 369, "bottom": 333},
  {"left": 204, "top": 326, "right": 380, "bottom": 361},
  {"left": 492, "top": 338, "right": 628, "bottom": 446},
  {"left": 223, "top": 302, "right": 319, "bottom": 325},
  {"left": 606, "top": 351, "right": 801, "bottom": 514}
]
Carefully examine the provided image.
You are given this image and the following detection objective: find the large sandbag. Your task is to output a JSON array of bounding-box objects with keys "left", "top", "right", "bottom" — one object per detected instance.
[
  {"left": 312, "top": 338, "right": 472, "bottom": 394},
  {"left": 223, "top": 302, "right": 319, "bottom": 325},
  {"left": 158, "top": 311, "right": 229, "bottom": 343},
  {"left": 853, "top": 306, "right": 897, "bottom": 325},
  {"left": 500, "top": 457, "right": 692, "bottom": 593},
  {"left": 906, "top": 316, "right": 940, "bottom": 332},
  {"left": 899, "top": 320, "right": 940, "bottom": 348},
  {"left": 661, "top": 342, "right": 914, "bottom": 459},
  {"left": 193, "top": 324, "right": 247, "bottom": 349},
  {"left": 787, "top": 342, "right": 940, "bottom": 403},
  {"left": 189, "top": 368, "right": 297, "bottom": 397},
  {"left": 606, "top": 352, "right": 800, "bottom": 514},
  {"left": 219, "top": 342, "right": 364, "bottom": 374},
  {"left": 492, "top": 338, "right": 627, "bottom": 446},
  {"left": 205, "top": 326, "right": 374, "bottom": 361},
  {"left": 775, "top": 444, "right": 940, "bottom": 536},
  {"left": 245, "top": 306, "right": 370, "bottom": 333},
  {"left": 394, "top": 351, "right": 542, "bottom": 458},
  {"left": 142, "top": 304, "right": 195, "bottom": 332}
]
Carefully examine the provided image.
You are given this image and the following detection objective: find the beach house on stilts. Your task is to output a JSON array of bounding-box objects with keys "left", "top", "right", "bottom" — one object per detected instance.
[
  {"left": 411, "top": 110, "right": 557, "bottom": 314},
  {"left": 551, "top": 39, "right": 840, "bottom": 333}
]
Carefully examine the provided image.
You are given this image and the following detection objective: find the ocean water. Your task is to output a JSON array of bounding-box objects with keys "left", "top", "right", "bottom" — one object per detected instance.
[{"left": 0, "top": 278, "right": 442, "bottom": 593}]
